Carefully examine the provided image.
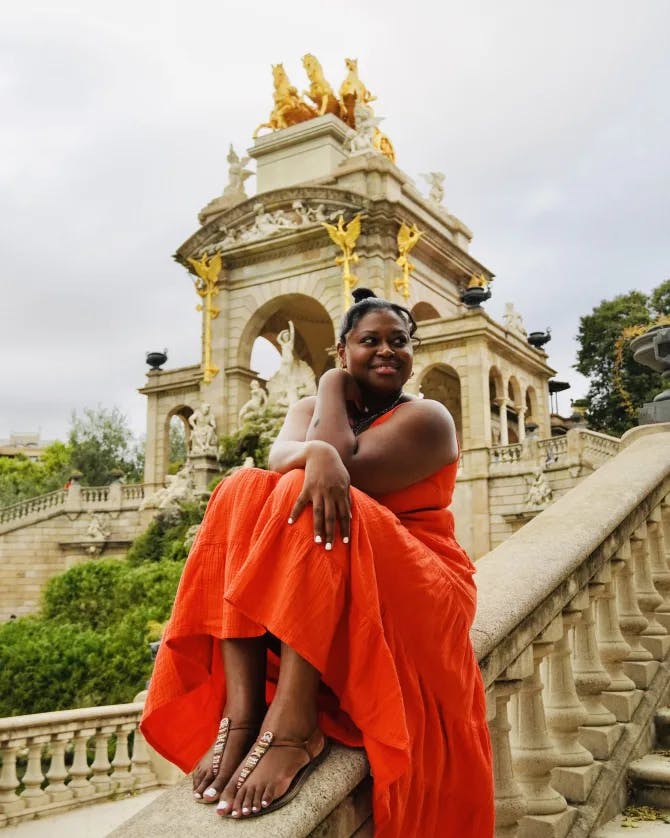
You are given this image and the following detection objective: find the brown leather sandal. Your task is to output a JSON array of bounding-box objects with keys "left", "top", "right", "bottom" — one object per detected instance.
[
  {"left": 198, "top": 717, "right": 258, "bottom": 803},
  {"left": 233, "top": 728, "right": 330, "bottom": 816}
]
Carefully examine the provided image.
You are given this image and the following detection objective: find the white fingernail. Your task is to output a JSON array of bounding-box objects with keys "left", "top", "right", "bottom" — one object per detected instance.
[
  {"left": 288, "top": 517, "right": 294, "bottom": 524},
  {"left": 325, "top": 542, "right": 332, "bottom": 550},
  {"left": 343, "top": 537, "right": 349, "bottom": 544},
  {"left": 315, "top": 535, "right": 322, "bottom": 543}
]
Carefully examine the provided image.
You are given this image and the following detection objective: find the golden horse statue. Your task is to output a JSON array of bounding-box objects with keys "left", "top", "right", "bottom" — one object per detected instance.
[
  {"left": 302, "top": 53, "right": 341, "bottom": 117},
  {"left": 253, "top": 64, "right": 316, "bottom": 138},
  {"left": 339, "top": 57, "right": 376, "bottom": 128}
]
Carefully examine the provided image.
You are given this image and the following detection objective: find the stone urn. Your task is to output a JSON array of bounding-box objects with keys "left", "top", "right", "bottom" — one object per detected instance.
[
  {"left": 630, "top": 325, "right": 670, "bottom": 422},
  {"left": 461, "top": 286, "right": 491, "bottom": 308},
  {"left": 146, "top": 349, "right": 168, "bottom": 370},
  {"left": 528, "top": 330, "right": 551, "bottom": 349}
]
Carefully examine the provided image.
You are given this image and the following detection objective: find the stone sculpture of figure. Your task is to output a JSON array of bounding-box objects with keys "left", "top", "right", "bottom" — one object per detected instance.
[
  {"left": 239, "top": 380, "right": 268, "bottom": 423},
  {"left": 188, "top": 403, "right": 218, "bottom": 457},
  {"left": 503, "top": 302, "right": 527, "bottom": 336},
  {"left": 524, "top": 466, "right": 553, "bottom": 508},
  {"left": 140, "top": 463, "right": 197, "bottom": 513},
  {"left": 266, "top": 320, "right": 317, "bottom": 407},
  {"left": 253, "top": 63, "right": 316, "bottom": 137},
  {"left": 420, "top": 172, "right": 446, "bottom": 206},
  {"left": 222, "top": 145, "right": 253, "bottom": 201},
  {"left": 346, "top": 101, "right": 380, "bottom": 154},
  {"left": 86, "top": 513, "right": 110, "bottom": 542}
]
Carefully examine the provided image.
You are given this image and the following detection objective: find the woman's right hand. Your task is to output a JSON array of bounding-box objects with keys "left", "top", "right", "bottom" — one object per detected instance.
[{"left": 288, "top": 441, "right": 351, "bottom": 549}]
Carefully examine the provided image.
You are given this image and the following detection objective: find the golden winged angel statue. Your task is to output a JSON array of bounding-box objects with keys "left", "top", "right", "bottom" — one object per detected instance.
[
  {"left": 393, "top": 222, "right": 423, "bottom": 299},
  {"left": 186, "top": 251, "right": 222, "bottom": 384},
  {"left": 321, "top": 213, "right": 365, "bottom": 309}
]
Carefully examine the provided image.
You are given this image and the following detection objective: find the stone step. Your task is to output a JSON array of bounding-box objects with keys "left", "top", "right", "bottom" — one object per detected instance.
[
  {"left": 594, "top": 806, "right": 670, "bottom": 836},
  {"left": 110, "top": 744, "right": 371, "bottom": 838},
  {"left": 629, "top": 753, "right": 670, "bottom": 810}
]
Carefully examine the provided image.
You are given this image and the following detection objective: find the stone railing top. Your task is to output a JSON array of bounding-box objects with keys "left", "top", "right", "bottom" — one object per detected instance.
[
  {"left": 0, "top": 701, "right": 144, "bottom": 741},
  {"left": 0, "top": 488, "right": 66, "bottom": 524},
  {"left": 472, "top": 423, "right": 670, "bottom": 684}
]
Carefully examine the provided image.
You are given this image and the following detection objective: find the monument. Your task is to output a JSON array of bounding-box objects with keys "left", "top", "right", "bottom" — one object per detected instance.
[{"left": 140, "top": 56, "right": 555, "bottom": 557}]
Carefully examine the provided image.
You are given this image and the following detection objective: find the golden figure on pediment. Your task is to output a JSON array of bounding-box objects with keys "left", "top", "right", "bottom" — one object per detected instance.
[
  {"left": 339, "top": 58, "right": 376, "bottom": 128},
  {"left": 253, "top": 64, "right": 316, "bottom": 138}
]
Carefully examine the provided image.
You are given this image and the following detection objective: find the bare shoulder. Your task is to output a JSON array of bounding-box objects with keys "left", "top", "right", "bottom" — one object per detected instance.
[{"left": 398, "top": 397, "right": 455, "bottom": 431}]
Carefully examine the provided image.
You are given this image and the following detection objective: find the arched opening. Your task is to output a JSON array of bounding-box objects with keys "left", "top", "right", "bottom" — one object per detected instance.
[
  {"left": 525, "top": 386, "right": 539, "bottom": 429},
  {"left": 420, "top": 364, "right": 462, "bottom": 442},
  {"left": 411, "top": 301, "right": 440, "bottom": 322},
  {"left": 165, "top": 406, "right": 193, "bottom": 476},
  {"left": 489, "top": 366, "right": 505, "bottom": 445},
  {"left": 507, "top": 377, "right": 522, "bottom": 443},
  {"left": 239, "top": 294, "right": 335, "bottom": 381},
  {"left": 251, "top": 336, "right": 281, "bottom": 382}
]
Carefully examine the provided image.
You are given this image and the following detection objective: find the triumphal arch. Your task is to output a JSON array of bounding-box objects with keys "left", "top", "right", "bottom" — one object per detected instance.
[{"left": 141, "top": 57, "right": 555, "bottom": 557}]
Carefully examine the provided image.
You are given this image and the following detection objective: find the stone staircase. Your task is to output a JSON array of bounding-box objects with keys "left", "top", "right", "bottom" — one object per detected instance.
[{"left": 2, "top": 422, "right": 670, "bottom": 837}]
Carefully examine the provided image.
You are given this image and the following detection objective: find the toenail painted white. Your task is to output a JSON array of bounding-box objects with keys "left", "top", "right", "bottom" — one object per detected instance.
[
  {"left": 261, "top": 800, "right": 269, "bottom": 807},
  {"left": 193, "top": 792, "right": 202, "bottom": 799},
  {"left": 217, "top": 801, "right": 229, "bottom": 811},
  {"left": 204, "top": 788, "right": 217, "bottom": 798},
  {"left": 242, "top": 807, "right": 249, "bottom": 814},
  {"left": 252, "top": 806, "right": 259, "bottom": 812},
  {"left": 231, "top": 810, "right": 238, "bottom": 817}
]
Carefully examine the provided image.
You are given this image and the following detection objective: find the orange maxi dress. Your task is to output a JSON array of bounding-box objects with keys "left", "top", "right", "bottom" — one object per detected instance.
[{"left": 141, "top": 409, "right": 494, "bottom": 837}]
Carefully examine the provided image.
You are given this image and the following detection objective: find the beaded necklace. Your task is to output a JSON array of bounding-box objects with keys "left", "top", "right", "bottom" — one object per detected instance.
[{"left": 351, "top": 391, "right": 406, "bottom": 436}]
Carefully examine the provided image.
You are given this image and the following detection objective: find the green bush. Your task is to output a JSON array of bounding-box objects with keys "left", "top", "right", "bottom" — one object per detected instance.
[{"left": 126, "top": 501, "right": 205, "bottom": 566}]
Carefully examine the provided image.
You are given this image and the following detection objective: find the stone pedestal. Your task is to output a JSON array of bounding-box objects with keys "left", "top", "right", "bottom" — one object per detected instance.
[{"left": 189, "top": 454, "right": 221, "bottom": 494}]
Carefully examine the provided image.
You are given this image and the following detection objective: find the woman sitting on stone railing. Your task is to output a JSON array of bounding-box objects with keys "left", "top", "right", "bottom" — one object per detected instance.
[{"left": 140, "top": 289, "right": 494, "bottom": 837}]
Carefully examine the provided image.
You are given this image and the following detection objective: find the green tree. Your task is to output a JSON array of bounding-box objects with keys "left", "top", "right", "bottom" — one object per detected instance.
[
  {"left": 575, "top": 279, "right": 670, "bottom": 436},
  {"left": 68, "top": 406, "right": 144, "bottom": 485}
]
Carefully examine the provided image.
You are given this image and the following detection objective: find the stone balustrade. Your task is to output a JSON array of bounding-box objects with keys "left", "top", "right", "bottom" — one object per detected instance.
[
  {"left": 474, "top": 423, "right": 670, "bottom": 836},
  {"left": 0, "top": 700, "right": 166, "bottom": 828},
  {"left": 0, "top": 483, "right": 147, "bottom": 534},
  {"left": 489, "top": 428, "right": 619, "bottom": 471}
]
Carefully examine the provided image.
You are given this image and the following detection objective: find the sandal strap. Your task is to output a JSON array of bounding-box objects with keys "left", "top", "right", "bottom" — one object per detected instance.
[
  {"left": 235, "top": 730, "right": 274, "bottom": 790},
  {"left": 211, "top": 719, "right": 259, "bottom": 776},
  {"left": 234, "top": 729, "right": 325, "bottom": 791}
]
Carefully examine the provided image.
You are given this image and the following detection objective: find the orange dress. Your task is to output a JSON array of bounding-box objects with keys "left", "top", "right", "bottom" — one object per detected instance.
[{"left": 141, "top": 409, "right": 494, "bottom": 837}]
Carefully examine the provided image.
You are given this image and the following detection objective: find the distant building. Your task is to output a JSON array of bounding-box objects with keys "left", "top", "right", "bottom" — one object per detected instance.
[{"left": 0, "top": 433, "right": 55, "bottom": 462}]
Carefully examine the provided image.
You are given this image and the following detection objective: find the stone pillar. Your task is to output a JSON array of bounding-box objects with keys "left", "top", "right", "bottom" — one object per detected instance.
[
  {"left": 495, "top": 397, "right": 509, "bottom": 446},
  {"left": 189, "top": 454, "right": 221, "bottom": 494},
  {"left": 516, "top": 406, "right": 527, "bottom": 443},
  {"left": 632, "top": 523, "right": 669, "bottom": 659},
  {"left": 648, "top": 506, "right": 670, "bottom": 631},
  {"left": 492, "top": 677, "right": 528, "bottom": 837}
]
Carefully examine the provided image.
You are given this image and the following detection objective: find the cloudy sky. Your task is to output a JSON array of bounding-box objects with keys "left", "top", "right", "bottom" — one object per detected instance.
[{"left": 2, "top": 0, "right": 669, "bottom": 442}]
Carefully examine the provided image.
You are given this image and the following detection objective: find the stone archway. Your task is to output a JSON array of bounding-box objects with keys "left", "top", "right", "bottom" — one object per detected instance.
[
  {"left": 164, "top": 405, "right": 194, "bottom": 475},
  {"left": 411, "top": 301, "right": 440, "bottom": 322},
  {"left": 420, "top": 364, "right": 462, "bottom": 442}
]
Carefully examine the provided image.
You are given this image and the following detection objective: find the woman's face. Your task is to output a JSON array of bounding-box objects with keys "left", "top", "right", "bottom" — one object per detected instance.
[{"left": 338, "top": 308, "right": 414, "bottom": 396}]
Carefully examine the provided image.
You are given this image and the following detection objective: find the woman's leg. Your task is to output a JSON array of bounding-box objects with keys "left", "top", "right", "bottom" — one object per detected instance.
[
  {"left": 192, "top": 637, "right": 268, "bottom": 801},
  {"left": 217, "top": 642, "right": 324, "bottom": 817}
]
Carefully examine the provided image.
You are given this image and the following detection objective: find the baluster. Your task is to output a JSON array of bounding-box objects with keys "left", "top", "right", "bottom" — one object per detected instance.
[
  {"left": 598, "top": 554, "right": 639, "bottom": 722},
  {"left": 68, "top": 729, "right": 95, "bottom": 799},
  {"left": 632, "top": 523, "right": 670, "bottom": 661},
  {"left": 0, "top": 742, "right": 26, "bottom": 816},
  {"left": 544, "top": 591, "right": 599, "bottom": 804},
  {"left": 491, "top": 648, "right": 532, "bottom": 837},
  {"left": 573, "top": 579, "right": 619, "bottom": 760},
  {"left": 20, "top": 736, "right": 49, "bottom": 808},
  {"left": 110, "top": 724, "right": 134, "bottom": 791},
  {"left": 648, "top": 506, "right": 670, "bottom": 632},
  {"left": 130, "top": 726, "right": 158, "bottom": 790},
  {"left": 511, "top": 618, "right": 571, "bottom": 829},
  {"left": 662, "top": 498, "right": 670, "bottom": 563},
  {"left": 616, "top": 539, "right": 654, "bottom": 690},
  {"left": 90, "top": 728, "right": 113, "bottom": 794},
  {"left": 46, "top": 734, "right": 73, "bottom": 802}
]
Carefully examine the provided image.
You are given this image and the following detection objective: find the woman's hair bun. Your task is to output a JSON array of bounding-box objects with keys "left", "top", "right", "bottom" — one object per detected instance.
[{"left": 351, "top": 288, "right": 377, "bottom": 304}]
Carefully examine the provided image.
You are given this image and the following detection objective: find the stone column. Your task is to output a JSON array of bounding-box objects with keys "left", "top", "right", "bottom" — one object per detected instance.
[
  {"left": 494, "top": 397, "right": 509, "bottom": 446},
  {"left": 516, "top": 406, "right": 527, "bottom": 443}
]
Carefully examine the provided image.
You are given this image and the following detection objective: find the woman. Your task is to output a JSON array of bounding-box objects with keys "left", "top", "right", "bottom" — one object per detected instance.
[{"left": 141, "top": 289, "right": 494, "bottom": 836}]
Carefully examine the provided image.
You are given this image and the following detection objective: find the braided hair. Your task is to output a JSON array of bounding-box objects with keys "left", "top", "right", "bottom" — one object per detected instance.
[{"left": 338, "top": 289, "right": 419, "bottom": 343}]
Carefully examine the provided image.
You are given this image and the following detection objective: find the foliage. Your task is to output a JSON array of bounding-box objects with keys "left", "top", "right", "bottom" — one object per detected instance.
[
  {"left": 125, "top": 501, "right": 205, "bottom": 566},
  {"left": 575, "top": 279, "right": 670, "bottom": 436},
  {"left": 0, "top": 559, "right": 184, "bottom": 716},
  {"left": 68, "top": 406, "right": 144, "bottom": 485},
  {"left": 218, "top": 406, "right": 285, "bottom": 473},
  {"left": 168, "top": 417, "right": 187, "bottom": 475}
]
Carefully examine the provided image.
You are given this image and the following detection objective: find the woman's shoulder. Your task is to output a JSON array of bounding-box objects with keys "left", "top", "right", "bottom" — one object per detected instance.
[{"left": 398, "top": 396, "right": 454, "bottom": 426}]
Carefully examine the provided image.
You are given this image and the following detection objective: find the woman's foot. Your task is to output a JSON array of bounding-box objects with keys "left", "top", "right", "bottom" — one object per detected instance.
[
  {"left": 216, "top": 705, "right": 326, "bottom": 818},
  {"left": 192, "top": 717, "right": 261, "bottom": 803}
]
